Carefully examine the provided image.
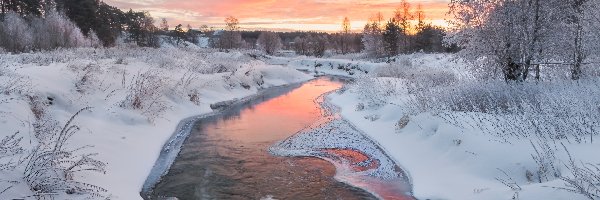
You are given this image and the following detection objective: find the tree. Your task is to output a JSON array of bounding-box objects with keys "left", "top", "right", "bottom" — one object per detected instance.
[
  {"left": 414, "top": 24, "right": 446, "bottom": 53},
  {"left": 415, "top": 4, "right": 426, "bottom": 32},
  {"left": 383, "top": 19, "right": 401, "bottom": 58},
  {"left": 0, "top": 0, "right": 43, "bottom": 16},
  {"left": 125, "top": 10, "right": 159, "bottom": 47},
  {"left": 62, "top": 0, "right": 97, "bottom": 36},
  {"left": 394, "top": 0, "right": 413, "bottom": 53},
  {"left": 293, "top": 36, "right": 308, "bottom": 55},
  {"left": 160, "top": 18, "right": 169, "bottom": 32},
  {"left": 185, "top": 24, "right": 198, "bottom": 44},
  {"left": 219, "top": 16, "right": 242, "bottom": 49},
  {"left": 362, "top": 19, "right": 384, "bottom": 58},
  {"left": 199, "top": 24, "right": 210, "bottom": 33},
  {"left": 340, "top": 17, "right": 352, "bottom": 54},
  {"left": 446, "top": 0, "right": 569, "bottom": 81},
  {"left": 225, "top": 16, "right": 240, "bottom": 31},
  {"left": 257, "top": 31, "right": 282, "bottom": 55},
  {"left": 342, "top": 17, "right": 351, "bottom": 34},
  {"left": 0, "top": 11, "right": 32, "bottom": 52},
  {"left": 567, "top": 0, "right": 591, "bottom": 80},
  {"left": 173, "top": 24, "right": 185, "bottom": 44},
  {"left": 94, "top": 1, "right": 126, "bottom": 46}
]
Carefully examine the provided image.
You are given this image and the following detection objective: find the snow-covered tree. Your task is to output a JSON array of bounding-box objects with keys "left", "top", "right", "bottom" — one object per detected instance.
[
  {"left": 0, "top": 11, "right": 33, "bottom": 52},
  {"left": 257, "top": 31, "right": 282, "bottom": 55},
  {"left": 36, "top": 10, "right": 91, "bottom": 49},
  {"left": 362, "top": 20, "right": 384, "bottom": 58},
  {"left": 447, "top": 0, "right": 600, "bottom": 81}
]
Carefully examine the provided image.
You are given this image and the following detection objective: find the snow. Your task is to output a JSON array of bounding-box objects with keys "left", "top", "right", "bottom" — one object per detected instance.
[
  {"left": 2, "top": 47, "right": 598, "bottom": 200},
  {"left": 0, "top": 47, "right": 311, "bottom": 199},
  {"left": 267, "top": 53, "right": 598, "bottom": 200}
]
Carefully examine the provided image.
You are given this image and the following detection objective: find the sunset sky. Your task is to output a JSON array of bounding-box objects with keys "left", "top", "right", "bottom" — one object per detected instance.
[{"left": 104, "top": 0, "right": 451, "bottom": 32}]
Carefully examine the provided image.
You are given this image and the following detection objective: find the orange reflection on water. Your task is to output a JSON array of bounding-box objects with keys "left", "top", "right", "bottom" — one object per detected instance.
[
  {"left": 321, "top": 148, "right": 416, "bottom": 200},
  {"left": 208, "top": 77, "right": 343, "bottom": 143},
  {"left": 323, "top": 148, "right": 380, "bottom": 172}
]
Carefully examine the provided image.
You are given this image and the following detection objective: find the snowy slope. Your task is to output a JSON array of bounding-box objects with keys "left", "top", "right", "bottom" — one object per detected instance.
[
  {"left": 297, "top": 53, "right": 598, "bottom": 200},
  {"left": 0, "top": 48, "right": 311, "bottom": 200}
]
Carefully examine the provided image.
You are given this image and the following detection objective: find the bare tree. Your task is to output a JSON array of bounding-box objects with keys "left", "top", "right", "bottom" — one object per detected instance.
[
  {"left": 257, "top": 31, "right": 282, "bottom": 55},
  {"left": 340, "top": 17, "right": 352, "bottom": 54},
  {"left": 394, "top": 0, "right": 413, "bottom": 53},
  {"left": 159, "top": 18, "right": 169, "bottom": 32},
  {"left": 219, "top": 16, "right": 242, "bottom": 49}
]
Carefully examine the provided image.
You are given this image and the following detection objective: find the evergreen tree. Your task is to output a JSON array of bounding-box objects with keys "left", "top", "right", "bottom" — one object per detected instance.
[
  {"left": 95, "top": 1, "right": 126, "bottom": 46},
  {"left": 62, "top": 0, "right": 97, "bottom": 35},
  {"left": 125, "top": 10, "right": 159, "bottom": 47},
  {"left": 383, "top": 19, "right": 401, "bottom": 59}
]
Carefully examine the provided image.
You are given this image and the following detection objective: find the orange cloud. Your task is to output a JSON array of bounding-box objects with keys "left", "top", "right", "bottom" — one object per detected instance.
[{"left": 105, "top": 0, "right": 450, "bottom": 31}]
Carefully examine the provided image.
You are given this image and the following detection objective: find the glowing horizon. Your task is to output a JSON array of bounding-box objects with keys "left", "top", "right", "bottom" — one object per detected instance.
[{"left": 104, "top": 0, "right": 451, "bottom": 32}]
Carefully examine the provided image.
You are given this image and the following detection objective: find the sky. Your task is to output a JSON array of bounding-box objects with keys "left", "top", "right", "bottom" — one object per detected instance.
[{"left": 104, "top": 0, "right": 451, "bottom": 32}]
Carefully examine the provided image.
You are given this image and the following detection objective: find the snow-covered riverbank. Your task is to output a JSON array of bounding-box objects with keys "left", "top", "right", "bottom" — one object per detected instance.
[
  {"left": 0, "top": 48, "right": 311, "bottom": 199},
  {"left": 283, "top": 53, "right": 600, "bottom": 200}
]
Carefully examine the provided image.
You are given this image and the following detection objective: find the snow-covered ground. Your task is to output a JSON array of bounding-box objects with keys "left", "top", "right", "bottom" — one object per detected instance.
[
  {"left": 2, "top": 47, "right": 598, "bottom": 200},
  {"left": 0, "top": 47, "right": 311, "bottom": 199},
  {"left": 278, "top": 53, "right": 600, "bottom": 200}
]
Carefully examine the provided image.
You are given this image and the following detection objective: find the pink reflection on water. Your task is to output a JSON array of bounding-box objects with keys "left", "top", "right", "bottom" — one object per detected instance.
[{"left": 320, "top": 148, "right": 415, "bottom": 200}]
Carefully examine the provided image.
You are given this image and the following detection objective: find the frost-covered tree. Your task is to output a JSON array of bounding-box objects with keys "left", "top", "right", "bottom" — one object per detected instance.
[
  {"left": 362, "top": 20, "right": 384, "bottom": 58},
  {"left": 257, "top": 31, "right": 282, "bottom": 55},
  {"left": 33, "top": 10, "right": 91, "bottom": 50},
  {"left": 0, "top": 11, "right": 32, "bottom": 52},
  {"left": 447, "top": 0, "right": 600, "bottom": 81}
]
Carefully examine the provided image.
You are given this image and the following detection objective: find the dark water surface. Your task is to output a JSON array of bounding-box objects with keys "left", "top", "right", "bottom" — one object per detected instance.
[{"left": 150, "top": 77, "right": 379, "bottom": 199}]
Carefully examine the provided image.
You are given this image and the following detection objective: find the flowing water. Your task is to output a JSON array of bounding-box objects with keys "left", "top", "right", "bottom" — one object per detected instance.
[{"left": 148, "top": 76, "right": 412, "bottom": 200}]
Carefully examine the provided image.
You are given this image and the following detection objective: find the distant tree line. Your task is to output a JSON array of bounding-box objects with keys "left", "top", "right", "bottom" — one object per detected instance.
[
  {"left": 362, "top": 0, "right": 457, "bottom": 59},
  {"left": 1, "top": 0, "right": 455, "bottom": 57}
]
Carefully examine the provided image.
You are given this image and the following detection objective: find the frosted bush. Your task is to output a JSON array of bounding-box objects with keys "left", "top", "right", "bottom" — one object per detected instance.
[
  {"left": 24, "top": 108, "right": 107, "bottom": 198},
  {"left": 0, "top": 132, "right": 24, "bottom": 171},
  {"left": 0, "top": 10, "right": 99, "bottom": 53},
  {"left": 121, "top": 70, "right": 169, "bottom": 121},
  {"left": 0, "top": 12, "right": 33, "bottom": 53}
]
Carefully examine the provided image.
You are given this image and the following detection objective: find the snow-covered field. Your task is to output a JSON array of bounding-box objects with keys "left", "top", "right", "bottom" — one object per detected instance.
[
  {"left": 2, "top": 47, "right": 599, "bottom": 200},
  {"left": 0, "top": 47, "right": 311, "bottom": 199},
  {"left": 292, "top": 53, "right": 600, "bottom": 200}
]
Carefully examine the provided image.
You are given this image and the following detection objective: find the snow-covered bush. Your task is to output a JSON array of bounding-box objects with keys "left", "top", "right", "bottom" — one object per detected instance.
[
  {"left": 560, "top": 158, "right": 600, "bottom": 199},
  {"left": 171, "top": 70, "right": 202, "bottom": 105},
  {"left": 24, "top": 108, "right": 107, "bottom": 199},
  {"left": 0, "top": 12, "right": 33, "bottom": 53},
  {"left": 71, "top": 63, "right": 102, "bottom": 94},
  {"left": 530, "top": 139, "right": 561, "bottom": 183},
  {"left": 0, "top": 132, "right": 24, "bottom": 171},
  {"left": 121, "top": 70, "right": 169, "bottom": 121},
  {"left": 0, "top": 10, "right": 99, "bottom": 53}
]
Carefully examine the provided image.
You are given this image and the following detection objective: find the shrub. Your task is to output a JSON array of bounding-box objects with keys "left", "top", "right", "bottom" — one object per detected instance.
[
  {"left": 121, "top": 70, "right": 168, "bottom": 121},
  {"left": 24, "top": 108, "right": 107, "bottom": 198}
]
